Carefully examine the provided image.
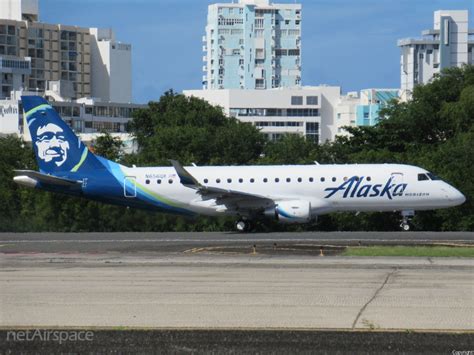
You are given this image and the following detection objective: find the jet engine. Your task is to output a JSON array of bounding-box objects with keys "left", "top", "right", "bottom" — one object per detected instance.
[{"left": 264, "top": 200, "right": 312, "bottom": 224}]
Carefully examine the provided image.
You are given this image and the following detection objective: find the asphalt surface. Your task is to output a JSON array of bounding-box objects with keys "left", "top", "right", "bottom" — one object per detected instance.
[
  {"left": 0, "top": 231, "right": 473, "bottom": 254},
  {"left": 2, "top": 329, "right": 473, "bottom": 354}
]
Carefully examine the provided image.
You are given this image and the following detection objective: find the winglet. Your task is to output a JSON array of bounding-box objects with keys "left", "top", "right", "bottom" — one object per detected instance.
[{"left": 169, "top": 160, "right": 201, "bottom": 188}]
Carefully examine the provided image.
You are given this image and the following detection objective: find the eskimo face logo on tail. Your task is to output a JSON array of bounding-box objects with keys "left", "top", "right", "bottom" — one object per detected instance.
[
  {"left": 324, "top": 176, "right": 407, "bottom": 200},
  {"left": 35, "top": 123, "right": 70, "bottom": 167}
]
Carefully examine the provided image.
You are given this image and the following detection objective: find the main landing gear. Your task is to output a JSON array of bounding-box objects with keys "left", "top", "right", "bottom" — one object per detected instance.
[
  {"left": 235, "top": 219, "right": 251, "bottom": 232},
  {"left": 400, "top": 210, "right": 414, "bottom": 231}
]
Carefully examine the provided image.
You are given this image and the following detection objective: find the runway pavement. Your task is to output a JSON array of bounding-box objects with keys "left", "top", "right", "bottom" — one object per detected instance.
[
  {"left": 0, "top": 231, "right": 473, "bottom": 254},
  {"left": 1, "top": 232, "right": 473, "bottom": 332}
]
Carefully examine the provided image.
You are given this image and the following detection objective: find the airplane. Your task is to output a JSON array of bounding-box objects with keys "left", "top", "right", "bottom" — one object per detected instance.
[{"left": 13, "top": 96, "right": 466, "bottom": 232}]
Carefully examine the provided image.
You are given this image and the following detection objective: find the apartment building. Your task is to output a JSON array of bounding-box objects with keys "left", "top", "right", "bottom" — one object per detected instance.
[
  {"left": 184, "top": 86, "right": 340, "bottom": 143},
  {"left": 203, "top": 0, "right": 302, "bottom": 90},
  {"left": 398, "top": 10, "right": 474, "bottom": 94},
  {"left": 0, "top": 0, "right": 132, "bottom": 103}
]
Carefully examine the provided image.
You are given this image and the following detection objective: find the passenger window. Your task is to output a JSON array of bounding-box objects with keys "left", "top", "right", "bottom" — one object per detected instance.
[
  {"left": 297, "top": 177, "right": 302, "bottom": 182},
  {"left": 275, "top": 178, "right": 280, "bottom": 183},
  {"left": 332, "top": 177, "right": 337, "bottom": 182},
  {"left": 263, "top": 178, "right": 268, "bottom": 183},
  {"left": 309, "top": 177, "right": 314, "bottom": 182},
  {"left": 343, "top": 177, "right": 348, "bottom": 181},
  {"left": 239, "top": 178, "right": 243, "bottom": 183},
  {"left": 321, "top": 177, "right": 325, "bottom": 182},
  {"left": 227, "top": 178, "right": 232, "bottom": 183},
  {"left": 418, "top": 173, "right": 429, "bottom": 181},
  {"left": 157, "top": 179, "right": 161, "bottom": 184},
  {"left": 168, "top": 179, "right": 173, "bottom": 184},
  {"left": 145, "top": 179, "right": 150, "bottom": 184},
  {"left": 286, "top": 178, "right": 291, "bottom": 182},
  {"left": 250, "top": 178, "right": 255, "bottom": 183},
  {"left": 367, "top": 177, "right": 371, "bottom": 181},
  {"left": 204, "top": 178, "right": 208, "bottom": 184},
  {"left": 216, "top": 178, "right": 221, "bottom": 183}
]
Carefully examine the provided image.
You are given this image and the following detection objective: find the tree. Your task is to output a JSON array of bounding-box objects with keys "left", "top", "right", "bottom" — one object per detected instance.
[
  {"left": 128, "top": 90, "right": 266, "bottom": 166},
  {"left": 92, "top": 132, "right": 124, "bottom": 161}
]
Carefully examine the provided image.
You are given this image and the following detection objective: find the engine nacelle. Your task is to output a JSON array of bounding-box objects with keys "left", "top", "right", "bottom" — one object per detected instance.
[{"left": 265, "top": 200, "right": 312, "bottom": 224}]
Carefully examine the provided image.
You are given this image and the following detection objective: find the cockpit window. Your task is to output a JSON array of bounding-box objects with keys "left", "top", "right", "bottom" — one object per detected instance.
[
  {"left": 427, "top": 173, "right": 441, "bottom": 180},
  {"left": 418, "top": 173, "right": 429, "bottom": 181}
]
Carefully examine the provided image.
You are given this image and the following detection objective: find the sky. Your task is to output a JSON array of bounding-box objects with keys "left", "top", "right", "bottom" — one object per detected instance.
[{"left": 40, "top": 0, "right": 474, "bottom": 103}]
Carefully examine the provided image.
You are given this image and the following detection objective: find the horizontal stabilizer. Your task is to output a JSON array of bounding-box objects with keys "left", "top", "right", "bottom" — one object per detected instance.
[{"left": 13, "top": 170, "right": 81, "bottom": 187}]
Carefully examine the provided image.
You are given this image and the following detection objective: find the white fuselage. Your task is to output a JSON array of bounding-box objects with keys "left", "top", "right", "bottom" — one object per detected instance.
[{"left": 119, "top": 163, "right": 465, "bottom": 218}]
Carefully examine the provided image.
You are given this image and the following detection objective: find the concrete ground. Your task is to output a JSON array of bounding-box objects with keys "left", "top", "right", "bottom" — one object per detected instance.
[{"left": 1, "top": 252, "right": 473, "bottom": 330}]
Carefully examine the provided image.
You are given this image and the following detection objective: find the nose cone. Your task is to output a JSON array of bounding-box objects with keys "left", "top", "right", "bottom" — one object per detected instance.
[{"left": 449, "top": 187, "right": 466, "bottom": 206}]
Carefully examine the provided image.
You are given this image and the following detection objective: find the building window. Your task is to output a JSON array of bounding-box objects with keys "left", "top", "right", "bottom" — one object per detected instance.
[
  {"left": 306, "top": 96, "right": 318, "bottom": 105},
  {"left": 291, "top": 96, "right": 303, "bottom": 105}
]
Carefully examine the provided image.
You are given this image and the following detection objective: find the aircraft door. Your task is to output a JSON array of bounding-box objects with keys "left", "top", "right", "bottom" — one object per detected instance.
[{"left": 124, "top": 176, "right": 137, "bottom": 198}]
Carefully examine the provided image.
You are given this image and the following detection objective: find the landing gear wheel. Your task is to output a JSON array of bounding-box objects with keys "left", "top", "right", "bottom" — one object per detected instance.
[
  {"left": 235, "top": 219, "right": 251, "bottom": 233},
  {"left": 400, "top": 222, "right": 410, "bottom": 231},
  {"left": 399, "top": 210, "right": 414, "bottom": 232}
]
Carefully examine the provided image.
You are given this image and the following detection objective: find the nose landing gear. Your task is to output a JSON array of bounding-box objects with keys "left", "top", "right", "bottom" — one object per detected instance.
[{"left": 400, "top": 210, "right": 414, "bottom": 231}]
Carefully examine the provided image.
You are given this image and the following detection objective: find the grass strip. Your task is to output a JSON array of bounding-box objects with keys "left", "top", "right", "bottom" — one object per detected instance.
[{"left": 342, "top": 246, "right": 474, "bottom": 257}]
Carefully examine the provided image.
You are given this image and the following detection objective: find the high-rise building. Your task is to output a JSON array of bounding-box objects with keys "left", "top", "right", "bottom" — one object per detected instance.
[
  {"left": 203, "top": 0, "right": 302, "bottom": 90},
  {"left": 398, "top": 10, "right": 473, "bottom": 94},
  {"left": 0, "top": 0, "right": 132, "bottom": 103}
]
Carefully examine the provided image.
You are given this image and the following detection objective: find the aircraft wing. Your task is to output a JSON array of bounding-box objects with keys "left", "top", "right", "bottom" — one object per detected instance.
[{"left": 169, "top": 160, "right": 273, "bottom": 206}]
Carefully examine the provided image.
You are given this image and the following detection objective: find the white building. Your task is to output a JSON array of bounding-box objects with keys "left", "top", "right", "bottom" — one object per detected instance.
[
  {"left": 90, "top": 28, "right": 132, "bottom": 103},
  {"left": 0, "top": 0, "right": 132, "bottom": 103},
  {"left": 184, "top": 87, "right": 340, "bottom": 143},
  {"left": 203, "top": 0, "right": 302, "bottom": 90},
  {"left": 398, "top": 10, "right": 474, "bottom": 94},
  {"left": 335, "top": 88, "right": 401, "bottom": 136}
]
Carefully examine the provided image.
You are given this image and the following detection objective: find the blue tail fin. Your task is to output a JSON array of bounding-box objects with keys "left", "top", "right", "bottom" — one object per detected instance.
[{"left": 22, "top": 96, "right": 104, "bottom": 175}]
